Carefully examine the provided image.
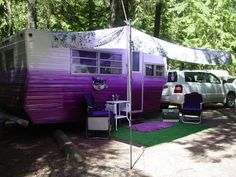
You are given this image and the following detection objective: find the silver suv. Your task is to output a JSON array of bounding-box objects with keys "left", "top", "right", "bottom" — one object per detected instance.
[{"left": 161, "top": 70, "right": 236, "bottom": 108}]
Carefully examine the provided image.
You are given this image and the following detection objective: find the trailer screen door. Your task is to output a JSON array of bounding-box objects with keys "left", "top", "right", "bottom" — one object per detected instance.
[{"left": 132, "top": 52, "right": 143, "bottom": 112}]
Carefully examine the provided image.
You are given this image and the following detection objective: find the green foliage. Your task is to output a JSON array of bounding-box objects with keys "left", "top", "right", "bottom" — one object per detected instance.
[
  {"left": 0, "top": 0, "right": 110, "bottom": 35},
  {"left": 12, "top": 1, "right": 28, "bottom": 32},
  {"left": 0, "top": 0, "right": 235, "bottom": 75},
  {"left": 161, "top": 0, "right": 236, "bottom": 75},
  {"left": 131, "top": 0, "right": 156, "bottom": 35},
  {"left": 0, "top": 0, "right": 7, "bottom": 39}
]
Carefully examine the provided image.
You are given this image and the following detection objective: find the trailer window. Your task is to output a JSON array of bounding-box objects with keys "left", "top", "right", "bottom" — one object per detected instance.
[
  {"left": 100, "top": 53, "right": 122, "bottom": 74},
  {"left": 146, "top": 64, "right": 154, "bottom": 76},
  {"left": 132, "top": 52, "right": 140, "bottom": 72},
  {"left": 71, "top": 49, "right": 122, "bottom": 75},
  {"left": 0, "top": 53, "right": 4, "bottom": 72},
  {"left": 145, "top": 64, "right": 164, "bottom": 77},
  {"left": 5, "top": 49, "right": 14, "bottom": 70},
  {"left": 155, "top": 65, "right": 164, "bottom": 76},
  {"left": 71, "top": 50, "right": 98, "bottom": 74}
]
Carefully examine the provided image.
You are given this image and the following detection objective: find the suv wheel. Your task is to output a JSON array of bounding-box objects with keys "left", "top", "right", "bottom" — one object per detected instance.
[
  {"left": 161, "top": 103, "right": 169, "bottom": 109},
  {"left": 224, "top": 92, "right": 235, "bottom": 108}
]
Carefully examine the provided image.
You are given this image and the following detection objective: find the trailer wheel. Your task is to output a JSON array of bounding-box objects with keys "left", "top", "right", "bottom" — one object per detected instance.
[{"left": 224, "top": 92, "right": 235, "bottom": 108}]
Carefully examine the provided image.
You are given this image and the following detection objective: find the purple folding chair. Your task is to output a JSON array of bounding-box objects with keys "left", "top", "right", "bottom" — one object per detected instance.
[
  {"left": 180, "top": 92, "right": 203, "bottom": 124},
  {"left": 84, "top": 93, "right": 110, "bottom": 138}
]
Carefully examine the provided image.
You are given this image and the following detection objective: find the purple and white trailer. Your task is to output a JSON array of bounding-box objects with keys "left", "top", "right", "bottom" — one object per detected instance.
[{"left": 0, "top": 27, "right": 168, "bottom": 124}]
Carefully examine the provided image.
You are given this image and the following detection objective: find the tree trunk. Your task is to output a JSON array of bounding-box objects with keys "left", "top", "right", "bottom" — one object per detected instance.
[
  {"left": 124, "top": 0, "right": 129, "bottom": 20},
  {"left": 28, "top": 0, "right": 37, "bottom": 29},
  {"left": 109, "top": 0, "right": 120, "bottom": 27},
  {"left": 88, "top": 0, "right": 95, "bottom": 30},
  {"left": 5, "top": 0, "right": 13, "bottom": 36},
  {"left": 154, "top": 0, "right": 162, "bottom": 38}
]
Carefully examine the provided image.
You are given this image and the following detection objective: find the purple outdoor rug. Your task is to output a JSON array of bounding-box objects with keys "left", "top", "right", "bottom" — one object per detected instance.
[{"left": 129, "top": 121, "right": 175, "bottom": 132}]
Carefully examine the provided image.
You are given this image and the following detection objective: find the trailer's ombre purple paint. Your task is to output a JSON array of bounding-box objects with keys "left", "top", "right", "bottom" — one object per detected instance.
[
  {"left": 24, "top": 70, "right": 165, "bottom": 124},
  {"left": 0, "top": 29, "right": 167, "bottom": 124},
  {"left": 25, "top": 70, "right": 128, "bottom": 124},
  {"left": 0, "top": 68, "right": 165, "bottom": 124}
]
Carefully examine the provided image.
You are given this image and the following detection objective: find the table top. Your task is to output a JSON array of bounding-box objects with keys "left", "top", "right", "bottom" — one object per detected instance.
[{"left": 106, "top": 100, "right": 130, "bottom": 104}]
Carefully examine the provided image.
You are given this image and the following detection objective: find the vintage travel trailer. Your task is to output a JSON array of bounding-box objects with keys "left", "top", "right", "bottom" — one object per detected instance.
[
  {"left": 0, "top": 26, "right": 232, "bottom": 125},
  {"left": 0, "top": 27, "right": 168, "bottom": 124}
]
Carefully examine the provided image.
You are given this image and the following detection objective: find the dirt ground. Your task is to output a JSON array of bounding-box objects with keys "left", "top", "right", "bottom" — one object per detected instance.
[{"left": 0, "top": 104, "right": 236, "bottom": 177}]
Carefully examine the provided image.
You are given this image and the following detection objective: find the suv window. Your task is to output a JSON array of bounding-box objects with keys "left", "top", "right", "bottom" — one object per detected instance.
[
  {"left": 167, "top": 72, "right": 177, "bottom": 82},
  {"left": 226, "top": 78, "right": 236, "bottom": 83},
  {"left": 184, "top": 72, "right": 196, "bottom": 82},
  {"left": 195, "top": 72, "right": 206, "bottom": 83},
  {"left": 207, "top": 73, "right": 221, "bottom": 84},
  {"left": 184, "top": 72, "right": 207, "bottom": 83}
]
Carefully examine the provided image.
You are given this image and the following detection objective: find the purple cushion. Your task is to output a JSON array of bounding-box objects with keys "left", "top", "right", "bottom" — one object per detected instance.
[{"left": 90, "top": 111, "right": 109, "bottom": 117}]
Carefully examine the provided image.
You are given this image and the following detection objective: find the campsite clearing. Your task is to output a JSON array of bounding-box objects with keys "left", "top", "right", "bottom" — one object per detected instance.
[{"left": 0, "top": 104, "right": 236, "bottom": 177}]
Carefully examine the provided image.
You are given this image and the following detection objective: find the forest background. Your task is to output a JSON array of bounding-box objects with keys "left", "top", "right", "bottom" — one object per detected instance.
[{"left": 0, "top": 0, "right": 235, "bottom": 75}]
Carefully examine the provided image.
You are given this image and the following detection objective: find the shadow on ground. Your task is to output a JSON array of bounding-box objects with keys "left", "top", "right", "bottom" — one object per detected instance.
[
  {"left": 174, "top": 104, "right": 236, "bottom": 163},
  {"left": 0, "top": 125, "right": 67, "bottom": 177},
  {"left": 0, "top": 123, "right": 148, "bottom": 177}
]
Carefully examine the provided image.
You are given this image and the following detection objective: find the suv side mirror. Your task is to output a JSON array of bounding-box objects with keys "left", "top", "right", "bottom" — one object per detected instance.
[{"left": 222, "top": 80, "right": 226, "bottom": 84}]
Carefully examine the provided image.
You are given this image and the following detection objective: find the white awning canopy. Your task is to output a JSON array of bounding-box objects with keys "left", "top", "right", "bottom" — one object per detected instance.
[{"left": 52, "top": 26, "right": 232, "bottom": 65}]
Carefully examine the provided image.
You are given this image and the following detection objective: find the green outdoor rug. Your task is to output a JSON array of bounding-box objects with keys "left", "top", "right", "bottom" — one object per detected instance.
[{"left": 111, "top": 121, "right": 210, "bottom": 147}]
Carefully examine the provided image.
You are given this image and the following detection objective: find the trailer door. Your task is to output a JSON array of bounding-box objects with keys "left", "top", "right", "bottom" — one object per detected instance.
[{"left": 131, "top": 52, "right": 143, "bottom": 112}]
